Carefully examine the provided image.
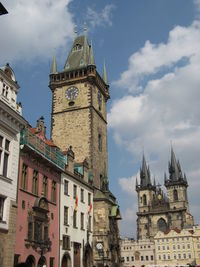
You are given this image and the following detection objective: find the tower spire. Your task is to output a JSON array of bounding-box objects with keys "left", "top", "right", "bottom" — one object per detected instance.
[
  {"left": 140, "top": 154, "right": 151, "bottom": 187},
  {"left": 50, "top": 55, "right": 57, "bottom": 74},
  {"left": 102, "top": 60, "right": 108, "bottom": 85},
  {"left": 89, "top": 41, "right": 95, "bottom": 66}
]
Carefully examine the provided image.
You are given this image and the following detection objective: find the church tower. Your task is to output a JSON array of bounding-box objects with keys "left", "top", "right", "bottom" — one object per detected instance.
[
  {"left": 165, "top": 147, "right": 193, "bottom": 228},
  {"left": 49, "top": 27, "right": 121, "bottom": 267},
  {"left": 136, "top": 155, "right": 156, "bottom": 240},
  {"left": 49, "top": 27, "right": 109, "bottom": 189}
]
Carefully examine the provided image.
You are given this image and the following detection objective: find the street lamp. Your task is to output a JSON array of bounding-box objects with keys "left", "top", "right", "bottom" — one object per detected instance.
[
  {"left": 96, "top": 243, "right": 109, "bottom": 267},
  {"left": 33, "top": 238, "right": 52, "bottom": 256}
]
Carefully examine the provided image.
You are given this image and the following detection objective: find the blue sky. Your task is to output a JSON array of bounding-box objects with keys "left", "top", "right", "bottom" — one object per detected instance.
[{"left": 1, "top": 0, "right": 200, "bottom": 237}]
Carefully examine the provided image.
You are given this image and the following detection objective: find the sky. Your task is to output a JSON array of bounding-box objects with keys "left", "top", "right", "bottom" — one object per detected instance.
[{"left": 1, "top": 0, "right": 200, "bottom": 238}]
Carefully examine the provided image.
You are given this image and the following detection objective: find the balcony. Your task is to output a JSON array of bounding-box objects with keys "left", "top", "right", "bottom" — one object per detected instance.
[{"left": 20, "top": 128, "right": 65, "bottom": 170}]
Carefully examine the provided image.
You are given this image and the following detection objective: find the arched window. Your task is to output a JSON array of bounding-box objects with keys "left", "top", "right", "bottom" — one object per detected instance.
[
  {"left": 173, "top": 189, "right": 178, "bottom": 201},
  {"left": 157, "top": 218, "right": 167, "bottom": 232},
  {"left": 98, "top": 134, "right": 102, "bottom": 151},
  {"left": 143, "top": 194, "right": 147, "bottom": 206}
]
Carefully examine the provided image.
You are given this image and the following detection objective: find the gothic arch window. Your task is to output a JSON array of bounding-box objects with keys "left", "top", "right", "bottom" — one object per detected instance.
[
  {"left": 157, "top": 218, "right": 167, "bottom": 232},
  {"left": 173, "top": 189, "right": 178, "bottom": 201},
  {"left": 143, "top": 194, "right": 147, "bottom": 206}
]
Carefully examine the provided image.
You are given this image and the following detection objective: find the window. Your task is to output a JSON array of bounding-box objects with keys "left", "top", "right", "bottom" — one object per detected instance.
[
  {"left": 173, "top": 245, "right": 175, "bottom": 249},
  {"left": 131, "top": 256, "right": 134, "bottom": 261},
  {"left": 34, "top": 221, "right": 42, "bottom": 242},
  {"left": 173, "top": 189, "right": 178, "bottom": 201},
  {"left": 21, "top": 164, "right": 28, "bottom": 190},
  {"left": 158, "top": 246, "right": 160, "bottom": 250},
  {"left": 157, "top": 218, "right": 167, "bottom": 232},
  {"left": 81, "top": 189, "right": 84, "bottom": 203},
  {"left": 64, "top": 180, "right": 69, "bottom": 195},
  {"left": 32, "top": 170, "right": 38, "bottom": 195},
  {"left": 81, "top": 212, "right": 84, "bottom": 230},
  {"left": 183, "top": 253, "right": 186, "bottom": 259},
  {"left": 73, "top": 185, "right": 77, "bottom": 199},
  {"left": 43, "top": 176, "right": 48, "bottom": 197},
  {"left": 44, "top": 226, "right": 48, "bottom": 241},
  {"left": 73, "top": 210, "right": 77, "bottom": 228},
  {"left": 178, "top": 254, "right": 181, "bottom": 259},
  {"left": 27, "top": 222, "right": 32, "bottom": 240},
  {"left": 174, "top": 254, "right": 176, "bottom": 259},
  {"left": 0, "top": 136, "right": 10, "bottom": 177},
  {"left": 158, "top": 255, "right": 161, "bottom": 260},
  {"left": 182, "top": 244, "right": 185, "bottom": 249},
  {"left": 51, "top": 180, "right": 56, "bottom": 203},
  {"left": 163, "top": 254, "right": 166, "bottom": 260},
  {"left": 98, "top": 134, "right": 102, "bottom": 151},
  {"left": 88, "top": 193, "right": 91, "bottom": 206},
  {"left": 167, "top": 246, "right": 169, "bottom": 250},
  {"left": 143, "top": 194, "right": 147, "bottom": 205},
  {"left": 151, "top": 255, "right": 153, "bottom": 261},
  {"left": 141, "top": 256, "right": 144, "bottom": 261},
  {"left": 0, "top": 196, "right": 5, "bottom": 221},
  {"left": 146, "top": 256, "right": 148, "bottom": 261},
  {"left": 50, "top": 258, "right": 54, "bottom": 267},
  {"left": 177, "top": 245, "right": 180, "bottom": 249},
  {"left": 127, "top": 257, "right": 129, "bottom": 262},
  {"left": 63, "top": 235, "right": 70, "bottom": 250},
  {"left": 187, "top": 244, "right": 190, "bottom": 249},
  {"left": 64, "top": 206, "right": 68, "bottom": 225},
  {"left": 163, "top": 246, "right": 165, "bottom": 250},
  {"left": 168, "top": 254, "right": 170, "bottom": 260},
  {"left": 188, "top": 254, "right": 191, "bottom": 259}
]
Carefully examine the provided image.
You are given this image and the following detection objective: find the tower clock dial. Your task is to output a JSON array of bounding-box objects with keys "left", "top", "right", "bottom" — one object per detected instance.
[{"left": 65, "top": 86, "right": 79, "bottom": 100}]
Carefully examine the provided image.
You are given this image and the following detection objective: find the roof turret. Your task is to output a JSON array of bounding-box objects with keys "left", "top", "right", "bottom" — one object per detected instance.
[
  {"left": 102, "top": 61, "right": 108, "bottom": 85},
  {"left": 165, "top": 146, "right": 188, "bottom": 187},
  {"left": 50, "top": 55, "right": 57, "bottom": 74}
]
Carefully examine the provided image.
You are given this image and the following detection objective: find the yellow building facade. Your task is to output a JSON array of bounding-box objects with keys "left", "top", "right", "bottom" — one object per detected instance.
[{"left": 154, "top": 225, "right": 200, "bottom": 266}]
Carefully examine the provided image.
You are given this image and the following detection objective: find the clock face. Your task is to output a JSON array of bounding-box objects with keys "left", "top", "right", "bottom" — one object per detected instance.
[
  {"left": 96, "top": 242, "right": 103, "bottom": 250},
  {"left": 65, "top": 86, "right": 79, "bottom": 100},
  {"left": 157, "top": 194, "right": 162, "bottom": 200}
]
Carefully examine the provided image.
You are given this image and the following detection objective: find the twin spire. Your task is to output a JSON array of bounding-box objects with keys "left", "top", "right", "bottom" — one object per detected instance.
[
  {"left": 137, "top": 146, "right": 187, "bottom": 191},
  {"left": 50, "top": 24, "right": 108, "bottom": 85}
]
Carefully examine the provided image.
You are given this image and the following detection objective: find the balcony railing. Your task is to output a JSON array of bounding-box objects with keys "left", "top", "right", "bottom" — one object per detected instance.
[{"left": 20, "top": 128, "right": 65, "bottom": 170}]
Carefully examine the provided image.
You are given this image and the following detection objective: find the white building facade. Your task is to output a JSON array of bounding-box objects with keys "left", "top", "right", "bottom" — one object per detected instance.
[
  {"left": 0, "top": 63, "right": 26, "bottom": 267},
  {"left": 60, "top": 148, "right": 93, "bottom": 267},
  {"left": 121, "top": 238, "right": 155, "bottom": 267}
]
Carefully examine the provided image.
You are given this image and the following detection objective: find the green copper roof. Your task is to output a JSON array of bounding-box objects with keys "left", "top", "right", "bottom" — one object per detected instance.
[
  {"left": 110, "top": 205, "right": 121, "bottom": 219},
  {"left": 64, "top": 34, "right": 95, "bottom": 71},
  {"left": 50, "top": 55, "right": 57, "bottom": 74},
  {"left": 102, "top": 61, "right": 108, "bottom": 85}
]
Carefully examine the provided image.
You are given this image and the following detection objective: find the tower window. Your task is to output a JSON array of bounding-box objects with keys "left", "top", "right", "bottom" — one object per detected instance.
[
  {"left": 32, "top": 170, "right": 38, "bottom": 195},
  {"left": 143, "top": 194, "right": 147, "bottom": 205},
  {"left": 157, "top": 218, "right": 167, "bottom": 232},
  {"left": 173, "top": 189, "right": 178, "bottom": 201},
  {"left": 98, "top": 134, "right": 102, "bottom": 151}
]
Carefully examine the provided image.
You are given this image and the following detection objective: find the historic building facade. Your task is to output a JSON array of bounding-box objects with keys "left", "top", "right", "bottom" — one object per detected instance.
[
  {"left": 49, "top": 28, "right": 121, "bottom": 267},
  {"left": 136, "top": 148, "right": 194, "bottom": 241},
  {"left": 60, "top": 147, "right": 94, "bottom": 267},
  {"left": 120, "top": 238, "right": 155, "bottom": 267},
  {"left": 0, "top": 64, "right": 26, "bottom": 267},
  {"left": 14, "top": 118, "right": 65, "bottom": 267},
  {"left": 154, "top": 225, "right": 200, "bottom": 266}
]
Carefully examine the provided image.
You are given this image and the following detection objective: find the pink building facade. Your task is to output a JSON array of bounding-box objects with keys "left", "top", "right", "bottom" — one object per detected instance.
[{"left": 14, "top": 118, "right": 65, "bottom": 267}]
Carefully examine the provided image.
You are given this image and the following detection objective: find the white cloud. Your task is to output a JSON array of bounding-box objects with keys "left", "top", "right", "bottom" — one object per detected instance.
[
  {"left": 113, "top": 21, "right": 200, "bottom": 92},
  {"left": 86, "top": 4, "right": 115, "bottom": 29},
  {"left": 119, "top": 175, "right": 138, "bottom": 196},
  {"left": 194, "top": 0, "right": 200, "bottom": 12},
  {"left": 0, "top": 0, "right": 74, "bottom": 63},
  {"left": 109, "top": 20, "right": 200, "bottom": 235}
]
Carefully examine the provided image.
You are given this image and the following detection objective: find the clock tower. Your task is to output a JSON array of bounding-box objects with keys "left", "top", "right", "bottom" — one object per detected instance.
[{"left": 49, "top": 28, "right": 109, "bottom": 189}]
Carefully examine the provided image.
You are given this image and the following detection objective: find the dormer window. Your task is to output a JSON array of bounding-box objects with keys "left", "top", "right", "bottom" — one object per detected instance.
[
  {"left": 73, "top": 44, "right": 82, "bottom": 52},
  {"left": 2, "top": 83, "right": 9, "bottom": 98}
]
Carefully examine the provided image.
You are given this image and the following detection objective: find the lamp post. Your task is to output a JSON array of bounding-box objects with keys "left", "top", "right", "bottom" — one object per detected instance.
[
  {"left": 96, "top": 243, "right": 110, "bottom": 267},
  {"left": 33, "top": 238, "right": 52, "bottom": 256}
]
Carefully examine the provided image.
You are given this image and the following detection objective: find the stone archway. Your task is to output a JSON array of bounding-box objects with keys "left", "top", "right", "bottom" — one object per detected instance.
[
  {"left": 37, "top": 256, "right": 46, "bottom": 267},
  {"left": 61, "top": 253, "right": 71, "bottom": 267},
  {"left": 83, "top": 243, "right": 93, "bottom": 267},
  {"left": 26, "top": 255, "right": 36, "bottom": 267}
]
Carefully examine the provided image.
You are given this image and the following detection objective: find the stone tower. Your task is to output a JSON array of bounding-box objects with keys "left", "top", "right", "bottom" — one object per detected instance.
[
  {"left": 49, "top": 28, "right": 109, "bottom": 189},
  {"left": 136, "top": 149, "right": 194, "bottom": 241},
  {"left": 49, "top": 28, "right": 121, "bottom": 267}
]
